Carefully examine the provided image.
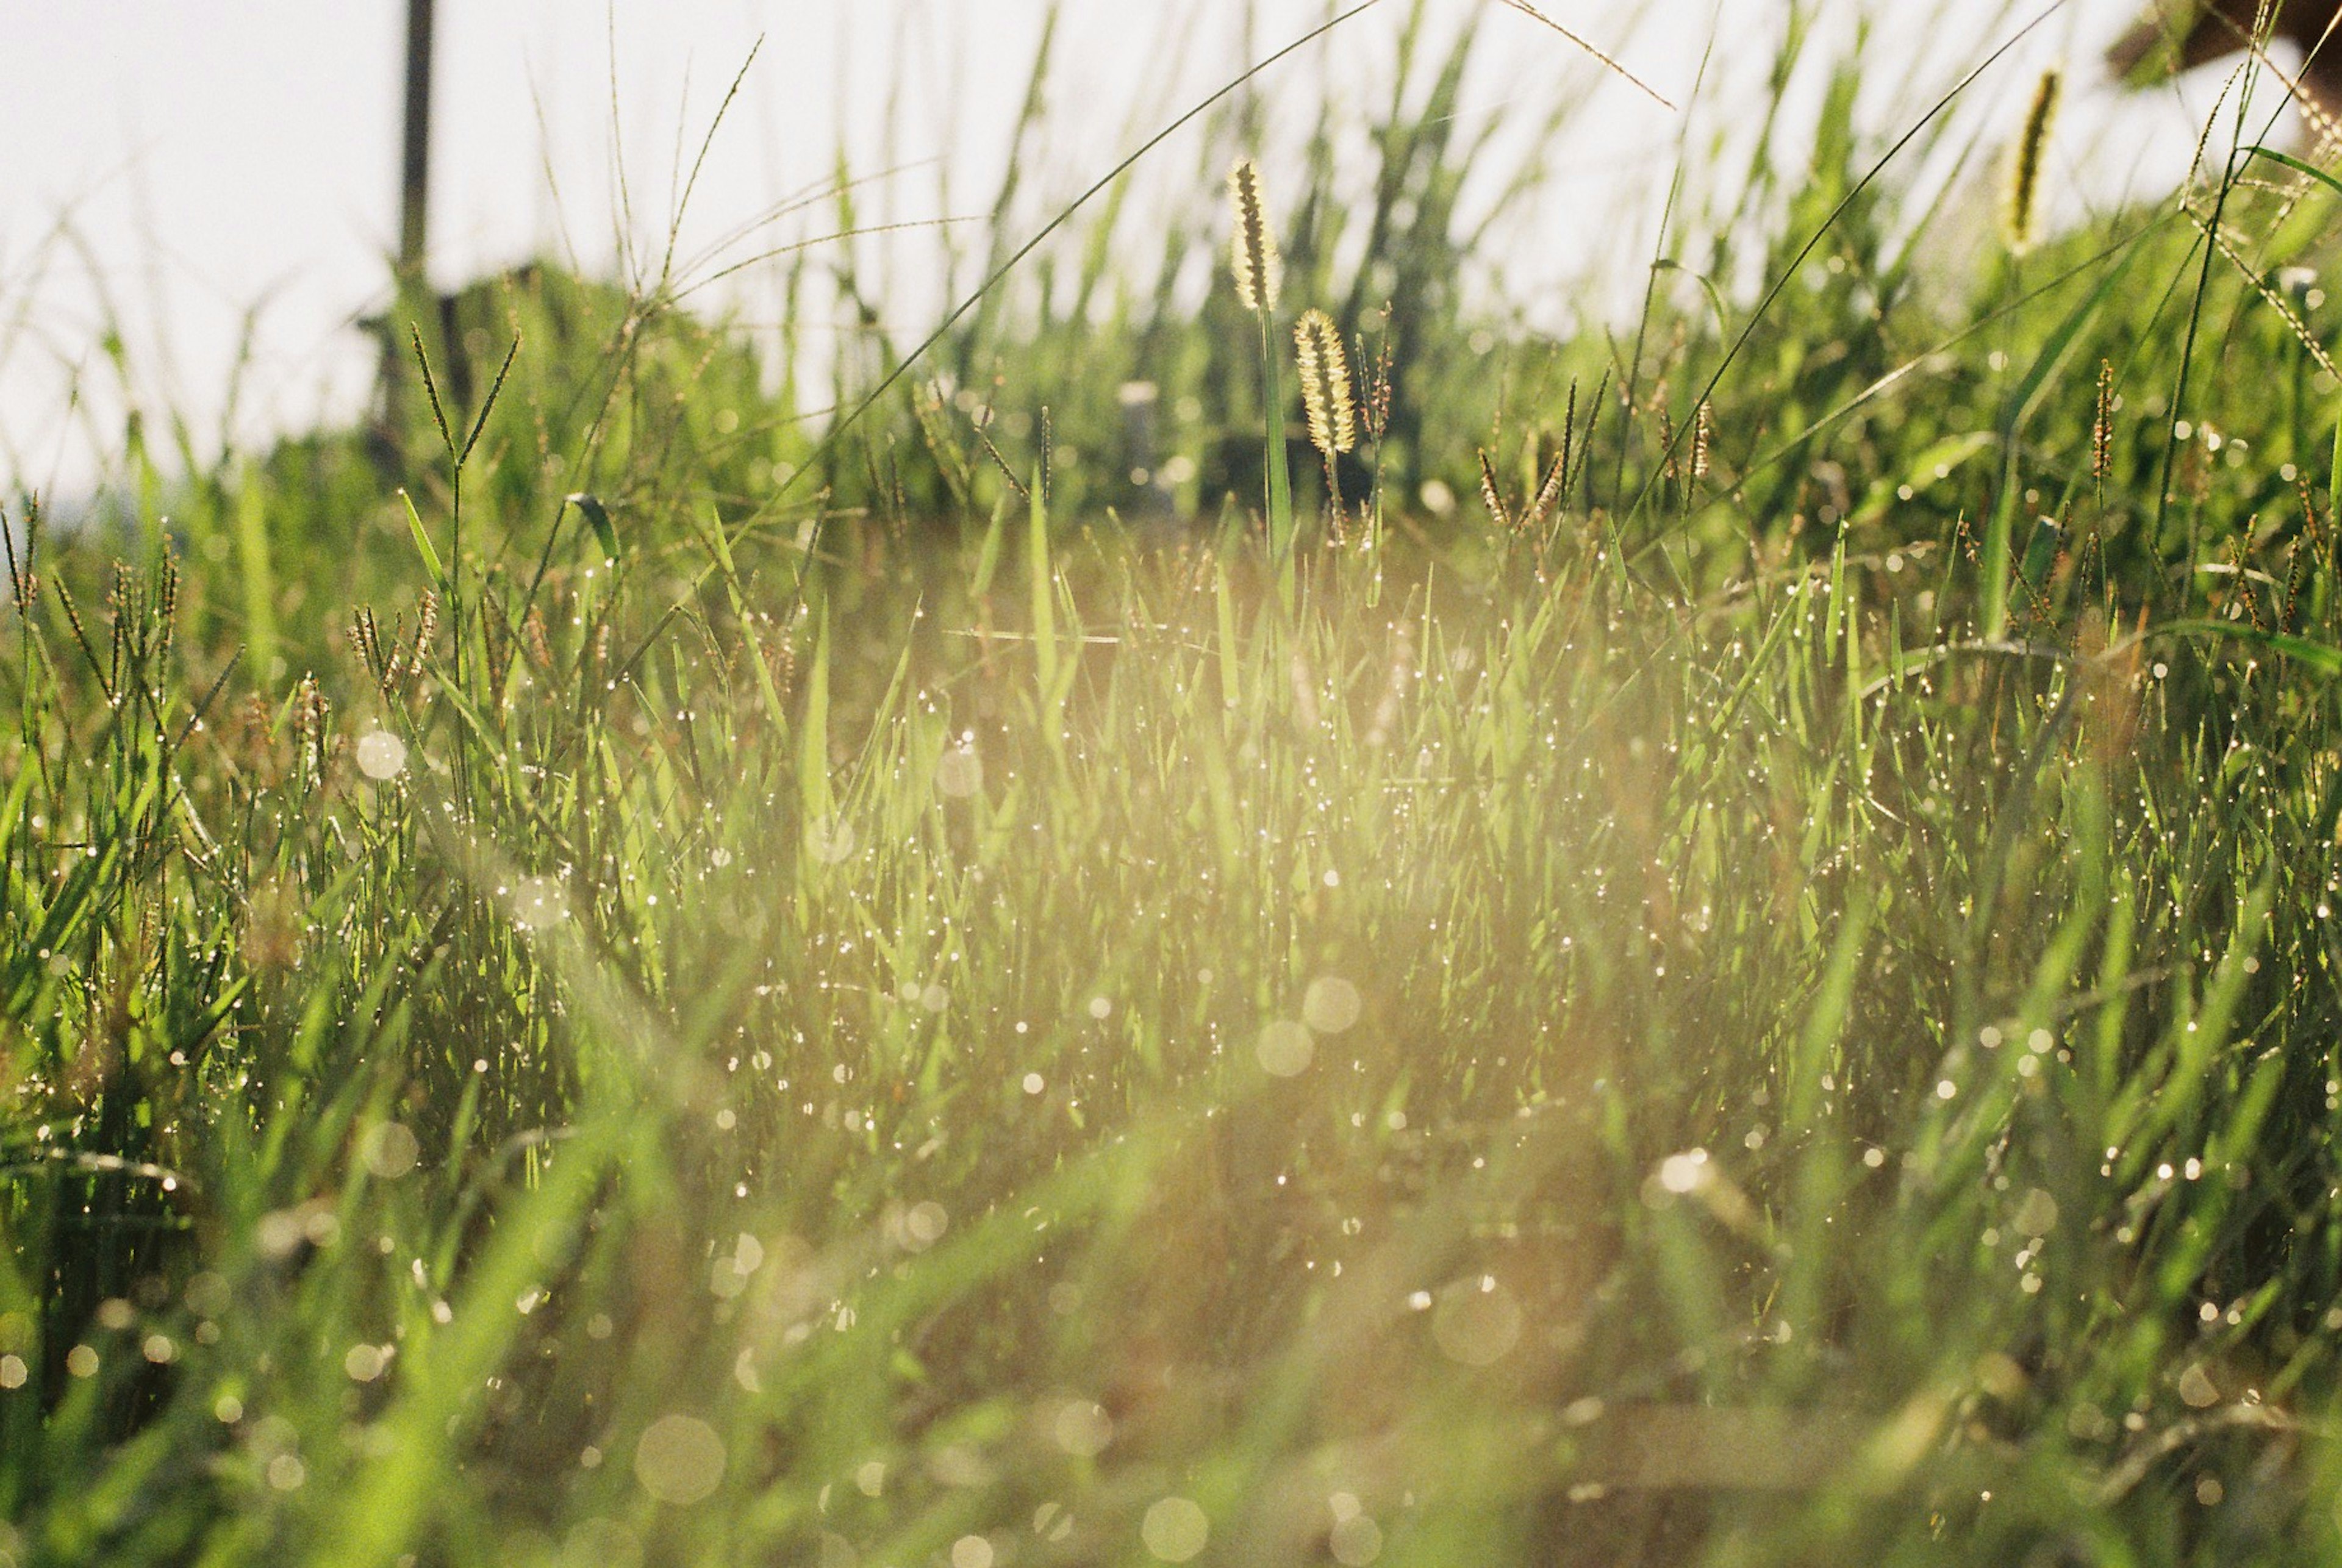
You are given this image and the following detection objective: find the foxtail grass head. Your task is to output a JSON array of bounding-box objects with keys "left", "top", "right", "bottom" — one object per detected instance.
[
  {"left": 1294, "top": 310, "right": 1356, "bottom": 459},
  {"left": 1228, "top": 159, "right": 1283, "bottom": 315},
  {"left": 2003, "top": 68, "right": 2061, "bottom": 256}
]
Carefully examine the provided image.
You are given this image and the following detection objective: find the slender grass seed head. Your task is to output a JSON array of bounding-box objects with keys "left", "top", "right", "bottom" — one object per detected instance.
[
  {"left": 1294, "top": 310, "right": 1356, "bottom": 457},
  {"left": 2003, "top": 68, "right": 2061, "bottom": 256},
  {"left": 1228, "top": 159, "right": 1281, "bottom": 316}
]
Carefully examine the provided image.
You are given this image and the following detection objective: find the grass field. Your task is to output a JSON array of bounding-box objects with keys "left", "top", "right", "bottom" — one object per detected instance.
[{"left": 13, "top": 3, "right": 2342, "bottom": 1563}]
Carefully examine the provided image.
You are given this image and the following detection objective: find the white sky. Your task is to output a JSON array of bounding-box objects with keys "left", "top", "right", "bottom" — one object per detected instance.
[{"left": 0, "top": 0, "right": 2272, "bottom": 501}]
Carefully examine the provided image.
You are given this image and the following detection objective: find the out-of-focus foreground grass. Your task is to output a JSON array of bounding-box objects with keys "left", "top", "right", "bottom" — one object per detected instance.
[{"left": 10, "top": 3, "right": 2342, "bottom": 1563}]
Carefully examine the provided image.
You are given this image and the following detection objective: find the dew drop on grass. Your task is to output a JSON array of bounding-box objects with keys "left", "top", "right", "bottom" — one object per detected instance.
[
  {"left": 1256, "top": 1021, "right": 1315, "bottom": 1078},
  {"left": 354, "top": 729, "right": 407, "bottom": 781}
]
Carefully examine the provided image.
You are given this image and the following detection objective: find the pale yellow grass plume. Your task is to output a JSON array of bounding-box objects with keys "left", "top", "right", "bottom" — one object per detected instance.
[
  {"left": 1228, "top": 159, "right": 1282, "bottom": 315},
  {"left": 2004, "top": 68, "right": 2061, "bottom": 256},
  {"left": 1293, "top": 309, "right": 1356, "bottom": 459}
]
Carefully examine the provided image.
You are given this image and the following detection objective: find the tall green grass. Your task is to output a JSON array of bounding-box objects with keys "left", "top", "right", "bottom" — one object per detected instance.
[{"left": 11, "top": 3, "right": 2342, "bottom": 1563}]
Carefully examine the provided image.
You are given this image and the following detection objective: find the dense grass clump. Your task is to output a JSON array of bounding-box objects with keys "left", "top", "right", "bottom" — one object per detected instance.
[{"left": 15, "top": 5, "right": 2342, "bottom": 1563}]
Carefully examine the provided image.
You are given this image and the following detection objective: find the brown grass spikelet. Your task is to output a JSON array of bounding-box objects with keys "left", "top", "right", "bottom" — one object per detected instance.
[
  {"left": 1524, "top": 446, "right": 1569, "bottom": 536},
  {"left": 2092, "top": 359, "right": 2114, "bottom": 504},
  {"left": 412, "top": 588, "right": 439, "bottom": 660},
  {"left": 1, "top": 501, "right": 35, "bottom": 615},
  {"left": 293, "top": 672, "right": 331, "bottom": 782},
  {"left": 1293, "top": 310, "right": 1356, "bottom": 458},
  {"left": 1227, "top": 159, "right": 1281, "bottom": 315},
  {"left": 349, "top": 607, "right": 389, "bottom": 692},
  {"left": 1477, "top": 450, "right": 1514, "bottom": 533},
  {"left": 2003, "top": 68, "right": 2061, "bottom": 256},
  {"left": 521, "top": 604, "right": 553, "bottom": 671}
]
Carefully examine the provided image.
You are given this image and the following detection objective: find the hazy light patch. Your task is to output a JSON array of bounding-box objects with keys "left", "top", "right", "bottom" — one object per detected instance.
[
  {"left": 354, "top": 729, "right": 407, "bottom": 780},
  {"left": 936, "top": 745, "right": 984, "bottom": 798},
  {"left": 1141, "top": 1497, "right": 1209, "bottom": 1562},
  {"left": 1432, "top": 1275, "right": 1522, "bottom": 1366},
  {"left": 510, "top": 876, "right": 569, "bottom": 931},
  {"left": 1256, "top": 1020, "right": 1315, "bottom": 1077},
  {"left": 561, "top": 1517, "right": 645, "bottom": 1568},
  {"left": 1049, "top": 1395, "right": 1114, "bottom": 1457},
  {"left": 1657, "top": 1149, "right": 1710, "bottom": 1194},
  {"left": 634, "top": 1413, "right": 726, "bottom": 1505},
  {"left": 359, "top": 1121, "right": 420, "bottom": 1180},
  {"left": 1302, "top": 975, "right": 1363, "bottom": 1034},
  {"left": 1330, "top": 1511, "right": 1384, "bottom": 1566},
  {"left": 806, "top": 817, "right": 857, "bottom": 864}
]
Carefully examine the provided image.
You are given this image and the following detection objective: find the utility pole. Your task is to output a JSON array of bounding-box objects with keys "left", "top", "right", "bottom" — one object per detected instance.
[
  {"left": 398, "top": 0, "right": 436, "bottom": 283},
  {"left": 378, "top": 0, "right": 437, "bottom": 432}
]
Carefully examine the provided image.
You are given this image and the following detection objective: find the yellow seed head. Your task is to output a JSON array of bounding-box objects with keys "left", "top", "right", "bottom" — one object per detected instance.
[
  {"left": 1228, "top": 159, "right": 1281, "bottom": 315},
  {"left": 2003, "top": 68, "right": 2061, "bottom": 256},
  {"left": 1293, "top": 310, "right": 1356, "bottom": 457}
]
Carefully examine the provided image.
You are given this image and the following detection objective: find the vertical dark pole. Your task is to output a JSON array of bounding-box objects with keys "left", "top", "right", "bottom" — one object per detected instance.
[{"left": 398, "top": 0, "right": 436, "bottom": 282}]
